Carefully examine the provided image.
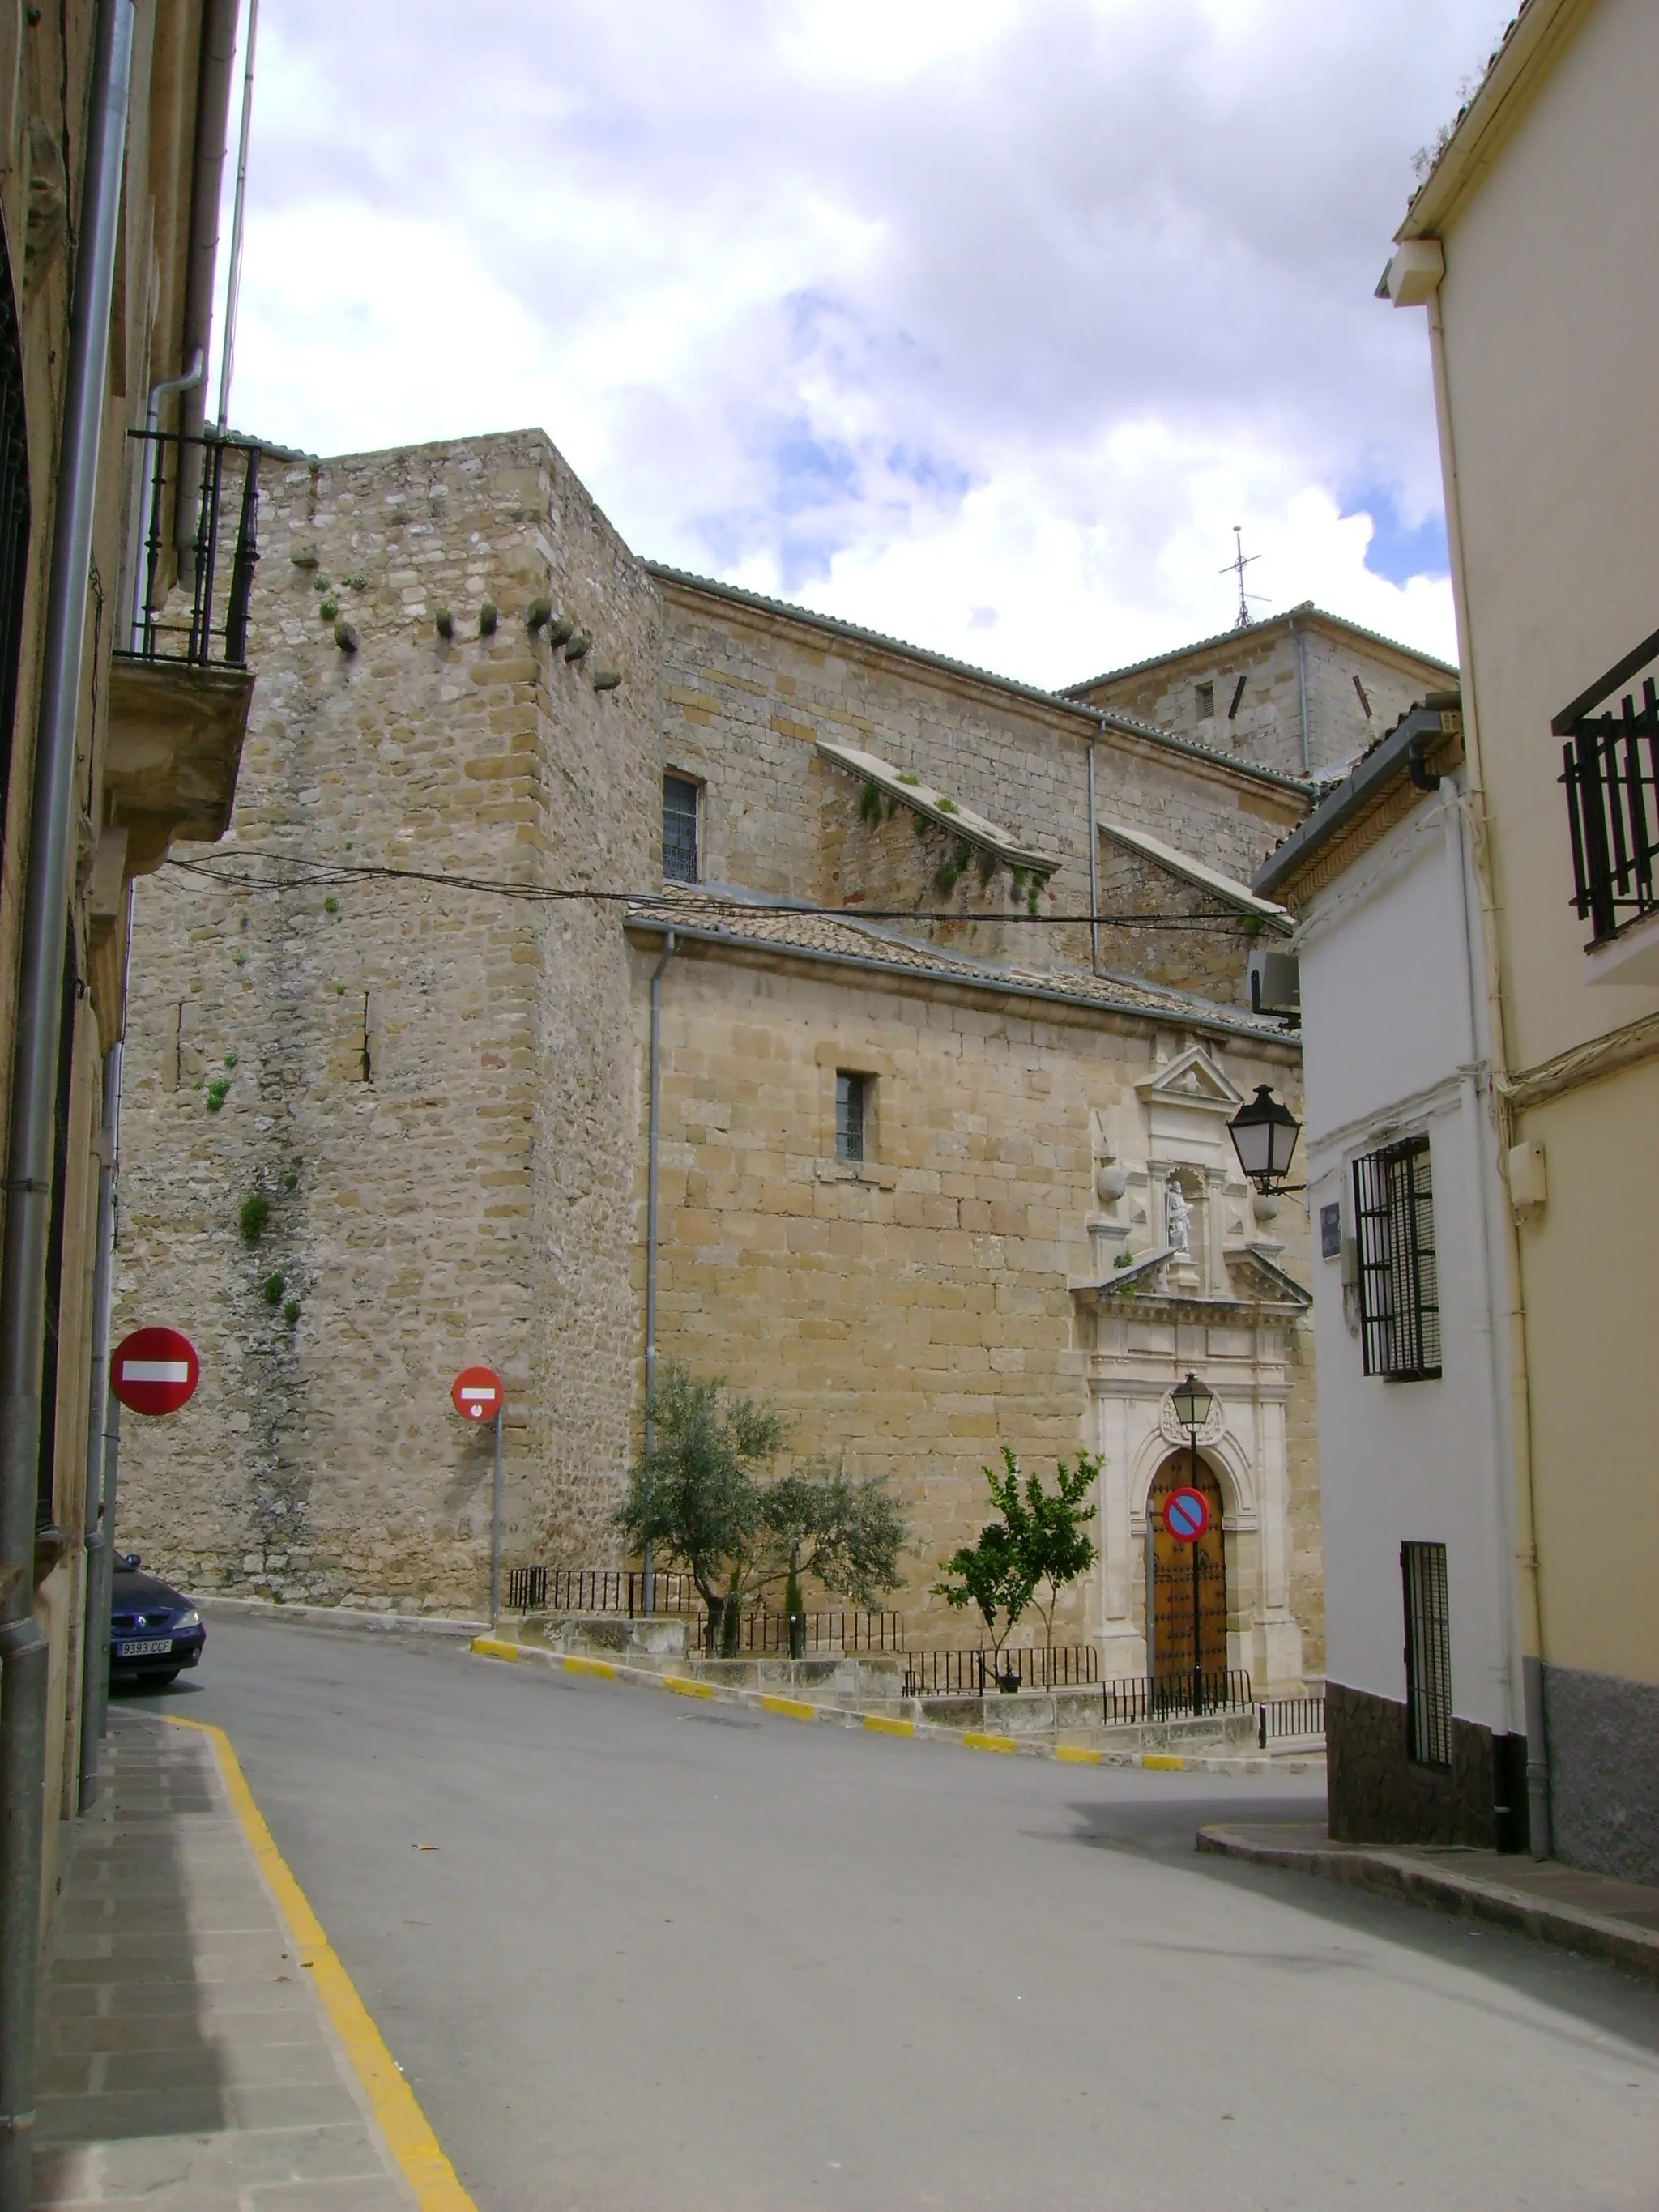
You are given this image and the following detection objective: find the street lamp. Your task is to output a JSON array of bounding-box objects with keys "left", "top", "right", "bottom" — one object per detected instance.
[{"left": 1226, "top": 1084, "right": 1303, "bottom": 1196}]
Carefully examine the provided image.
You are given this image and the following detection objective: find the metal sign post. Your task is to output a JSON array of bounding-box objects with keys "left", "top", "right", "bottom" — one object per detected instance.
[
  {"left": 450, "top": 1366, "right": 505, "bottom": 1630},
  {"left": 1162, "top": 1485, "right": 1211, "bottom": 1715}
]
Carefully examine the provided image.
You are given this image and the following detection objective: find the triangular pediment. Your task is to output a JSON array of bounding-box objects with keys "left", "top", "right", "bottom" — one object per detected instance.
[{"left": 1134, "top": 1046, "right": 1246, "bottom": 1117}]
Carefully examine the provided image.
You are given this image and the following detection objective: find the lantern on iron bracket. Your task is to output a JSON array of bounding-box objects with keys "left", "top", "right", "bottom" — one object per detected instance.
[{"left": 1226, "top": 1085, "right": 1303, "bottom": 1196}]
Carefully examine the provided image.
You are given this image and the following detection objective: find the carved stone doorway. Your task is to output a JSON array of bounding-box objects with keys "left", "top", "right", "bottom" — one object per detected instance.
[{"left": 1148, "top": 1451, "right": 1227, "bottom": 1682}]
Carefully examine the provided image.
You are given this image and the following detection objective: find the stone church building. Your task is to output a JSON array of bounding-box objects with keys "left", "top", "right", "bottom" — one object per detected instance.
[{"left": 111, "top": 427, "right": 1450, "bottom": 1686}]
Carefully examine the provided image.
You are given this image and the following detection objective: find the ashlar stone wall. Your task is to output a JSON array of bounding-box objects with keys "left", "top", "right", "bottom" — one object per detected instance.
[
  {"left": 655, "top": 575, "right": 1307, "bottom": 980},
  {"left": 634, "top": 932, "right": 1321, "bottom": 1661},
  {"left": 116, "top": 431, "right": 660, "bottom": 1609},
  {"left": 1073, "top": 615, "right": 1454, "bottom": 782}
]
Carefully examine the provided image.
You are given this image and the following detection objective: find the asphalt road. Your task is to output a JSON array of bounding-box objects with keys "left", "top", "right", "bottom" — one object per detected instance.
[{"left": 130, "top": 1615, "right": 1659, "bottom": 2212}]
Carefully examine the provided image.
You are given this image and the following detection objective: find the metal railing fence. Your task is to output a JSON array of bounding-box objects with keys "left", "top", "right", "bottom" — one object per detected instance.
[
  {"left": 1257, "top": 1695, "right": 1325, "bottom": 1746},
  {"left": 1101, "top": 1670, "right": 1255, "bottom": 1724},
  {"left": 122, "top": 428, "right": 260, "bottom": 667},
  {"left": 902, "top": 1645, "right": 1101, "bottom": 1697},
  {"left": 1560, "top": 679, "right": 1659, "bottom": 944}
]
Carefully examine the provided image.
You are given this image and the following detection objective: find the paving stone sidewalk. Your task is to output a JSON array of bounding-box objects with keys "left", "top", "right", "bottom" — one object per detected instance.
[
  {"left": 1198, "top": 1820, "right": 1659, "bottom": 1985},
  {"left": 32, "top": 1708, "right": 419, "bottom": 2210}
]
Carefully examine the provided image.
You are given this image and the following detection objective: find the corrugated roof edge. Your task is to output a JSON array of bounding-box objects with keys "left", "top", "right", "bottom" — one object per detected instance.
[
  {"left": 624, "top": 904, "right": 1299, "bottom": 1051},
  {"left": 1252, "top": 700, "right": 1458, "bottom": 900},
  {"left": 646, "top": 561, "right": 1314, "bottom": 798},
  {"left": 1062, "top": 602, "right": 1459, "bottom": 698}
]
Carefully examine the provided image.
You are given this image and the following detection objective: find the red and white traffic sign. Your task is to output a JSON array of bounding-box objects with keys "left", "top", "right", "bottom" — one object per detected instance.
[
  {"left": 1162, "top": 1487, "right": 1211, "bottom": 1544},
  {"left": 111, "top": 1327, "right": 200, "bottom": 1417},
  {"left": 451, "top": 1365, "right": 503, "bottom": 1422}
]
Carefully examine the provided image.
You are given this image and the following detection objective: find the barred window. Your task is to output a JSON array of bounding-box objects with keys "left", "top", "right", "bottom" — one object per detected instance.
[
  {"left": 663, "top": 774, "right": 700, "bottom": 882},
  {"left": 835, "top": 1072, "right": 868, "bottom": 1163},
  {"left": 1353, "top": 1135, "right": 1441, "bottom": 1380},
  {"left": 1401, "top": 1541, "right": 1452, "bottom": 1767}
]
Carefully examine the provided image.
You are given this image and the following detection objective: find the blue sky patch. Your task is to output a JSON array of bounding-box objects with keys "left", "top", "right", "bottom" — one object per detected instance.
[{"left": 1344, "top": 484, "right": 1449, "bottom": 586}]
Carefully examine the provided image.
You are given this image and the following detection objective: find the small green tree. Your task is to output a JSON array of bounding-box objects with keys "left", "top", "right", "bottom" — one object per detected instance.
[
  {"left": 612, "top": 1363, "right": 787, "bottom": 1656},
  {"left": 932, "top": 1519, "right": 1034, "bottom": 1690},
  {"left": 932, "top": 1449, "right": 1102, "bottom": 1689},
  {"left": 990, "top": 1449, "right": 1101, "bottom": 1685},
  {"left": 761, "top": 1463, "right": 908, "bottom": 1656}
]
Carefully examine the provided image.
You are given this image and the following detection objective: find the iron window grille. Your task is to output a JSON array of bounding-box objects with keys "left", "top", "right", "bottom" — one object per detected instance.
[
  {"left": 663, "top": 773, "right": 699, "bottom": 882},
  {"left": 1352, "top": 1135, "right": 1441, "bottom": 1380},
  {"left": 1401, "top": 1540, "right": 1452, "bottom": 1768},
  {"left": 835, "top": 1071, "right": 867, "bottom": 1163},
  {"left": 1556, "top": 638, "right": 1659, "bottom": 948}
]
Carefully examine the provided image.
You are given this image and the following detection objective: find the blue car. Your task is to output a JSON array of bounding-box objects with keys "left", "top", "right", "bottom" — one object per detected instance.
[{"left": 109, "top": 1554, "right": 205, "bottom": 1686}]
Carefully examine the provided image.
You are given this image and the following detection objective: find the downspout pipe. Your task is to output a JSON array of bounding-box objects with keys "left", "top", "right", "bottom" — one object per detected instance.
[
  {"left": 642, "top": 929, "right": 677, "bottom": 1616},
  {"left": 0, "top": 6, "right": 138, "bottom": 2202},
  {"left": 77, "top": 884, "right": 134, "bottom": 1812},
  {"left": 1087, "top": 724, "right": 1102, "bottom": 976},
  {"left": 214, "top": 0, "right": 258, "bottom": 433},
  {"left": 173, "top": 0, "right": 239, "bottom": 570},
  {"left": 1290, "top": 610, "right": 1311, "bottom": 775}
]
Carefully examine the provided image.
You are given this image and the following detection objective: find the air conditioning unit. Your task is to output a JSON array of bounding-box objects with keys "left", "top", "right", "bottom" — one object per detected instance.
[{"left": 1248, "top": 946, "right": 1300, "bottom": 1020}]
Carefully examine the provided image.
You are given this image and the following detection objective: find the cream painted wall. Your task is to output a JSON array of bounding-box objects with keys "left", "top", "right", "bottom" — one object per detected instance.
[{"left": 1425, "top": 0, "right": 1659, "bottom": 1694}]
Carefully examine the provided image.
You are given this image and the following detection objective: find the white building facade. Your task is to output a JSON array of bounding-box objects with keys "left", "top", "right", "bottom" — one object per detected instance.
[{"left": 1256, "top": 702, "right": 1532, "bottom": 1848}]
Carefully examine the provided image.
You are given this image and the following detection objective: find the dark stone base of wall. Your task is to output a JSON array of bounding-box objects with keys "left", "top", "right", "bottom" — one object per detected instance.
[
  {"left": 1327, "top": 1681, "right": 1528, "bottom": 1852},
  {"left": 1543, "top": 1664, "right": 1659, "bottom": 1886}
]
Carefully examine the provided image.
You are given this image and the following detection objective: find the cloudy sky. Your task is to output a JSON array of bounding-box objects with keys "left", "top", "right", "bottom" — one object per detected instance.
[{"left": 219, "top": 0, "right": 1509, "bottom": 688}]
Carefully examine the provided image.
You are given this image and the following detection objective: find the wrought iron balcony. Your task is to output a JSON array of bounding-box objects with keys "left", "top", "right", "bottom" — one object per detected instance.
[
  {"left": 119, "top": 428, "right": 260, "bottom": 668},
  {"left": 1558, "top": 629, "right": 1659, "bottom": 948}
]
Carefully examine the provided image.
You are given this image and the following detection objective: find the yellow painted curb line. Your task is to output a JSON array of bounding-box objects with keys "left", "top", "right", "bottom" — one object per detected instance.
[
  {"left": 760, "top": 1694, "right": 815, "bottom": 1721},
  {"left": 1142, "top": 1754, "right": 1186, "bottom": 1771},
  {"left": 863, "top": 1714, "right": 914, "bottom": 1737},
  {"left": 563, "top": 1653, "right": 616, "bottom": 1680},
  {"left": 468, "top": 1635, "right": 519, "bottom": 1661},
  {"left": 663, "top": 1674, "right": 714, "bottom": 1699},
  {"left": 962, "top": 1731, "right": 1016, "bottom": 1754},
  {"left": 1056, "top": 1745, "right": 1102, "bottom": 1765},
  {"left": 163, "top": 1715, "right": 477, "bottom": 2212}
]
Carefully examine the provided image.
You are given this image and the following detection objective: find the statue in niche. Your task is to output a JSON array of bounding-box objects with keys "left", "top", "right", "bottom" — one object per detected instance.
[{"left": 1165, "top": 1180, "right": 1193, "bottom": 1256}]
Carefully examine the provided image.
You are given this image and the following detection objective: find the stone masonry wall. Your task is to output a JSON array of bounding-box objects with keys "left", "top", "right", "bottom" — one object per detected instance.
[
  {"left": 657, "top": 582, "right": 1306, "bottom": 976},
  {"left": 635, "top": 936, "right": 1320, "bottom": 1653},
  {"left": 1076, "top": 619, "right": 1451, "bottom": 781},
  {"left": 116, "top": 432, "right": 659, "bottom": 1609}
]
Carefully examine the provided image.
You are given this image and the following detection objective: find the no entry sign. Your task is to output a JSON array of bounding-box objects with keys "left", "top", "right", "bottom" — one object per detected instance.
[
  {"left": 451, "top": 1365, "right": 503, "bottom": 1422},
  {"left": 111, "top": 1327, "right": 200, "bottom": 1417},
  {"left": 1162, "top": 1487, "right": 1211, "bottom": 1544}
]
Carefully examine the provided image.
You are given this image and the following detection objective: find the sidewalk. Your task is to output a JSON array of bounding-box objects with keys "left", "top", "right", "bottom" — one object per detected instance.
[
  {"left": 1198, "top": 1821, "right": 1659, "bottom": 1986},
  {"left": 31, "top": 1708, "right": 449, "bottom": 2210}
]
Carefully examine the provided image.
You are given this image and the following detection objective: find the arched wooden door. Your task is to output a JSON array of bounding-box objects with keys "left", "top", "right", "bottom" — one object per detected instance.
[{"left": 1147, "top": 1451, "right": 1227, "bottom": 1684}]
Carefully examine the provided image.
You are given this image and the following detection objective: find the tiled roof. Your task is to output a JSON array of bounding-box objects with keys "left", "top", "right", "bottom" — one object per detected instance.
[
  {"left": 1062, "top": 603, "right": 1457, "bottom": 699},
  {"left": 625, "top": 884, "right": 1297, "bottom": 1046}
]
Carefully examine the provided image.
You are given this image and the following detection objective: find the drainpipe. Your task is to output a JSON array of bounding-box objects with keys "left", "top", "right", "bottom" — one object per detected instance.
[
  {"left": 214, "top": 0, "right": 258, "bottom": 432},
  {"left": 642, "top": 930, "right": 677, "bottom": 1615},
  {"left": 1425, "top": 282, "right": 1550, "bottom": 1856},
  {"left": 0, "top": 5, "right": 137, "bottom": 2203},
  {"left": 78, "top": 884, "right": 134, "bottom": 1811},
  {"left": 173, "top": 0, "right": 239, "bottom": 573},
  {"left": 1290, "top": 610, "right": 1311, "bottom": 775},
  {"left": 1087, "top": 725, "right": 1102, "bottom": 975}
]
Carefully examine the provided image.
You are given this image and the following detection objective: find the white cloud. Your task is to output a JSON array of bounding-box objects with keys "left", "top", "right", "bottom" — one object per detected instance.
[{"left": 220, "top": 0, "right": 1509, "bottom": 683}]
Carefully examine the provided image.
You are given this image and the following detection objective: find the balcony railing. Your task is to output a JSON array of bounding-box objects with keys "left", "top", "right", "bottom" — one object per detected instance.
[
  {"left": 1557, "top": 631, "right": 1659, "bottom": 945},
  {"left": 121, "top": 429, "right": 260, "bottom": 670}
]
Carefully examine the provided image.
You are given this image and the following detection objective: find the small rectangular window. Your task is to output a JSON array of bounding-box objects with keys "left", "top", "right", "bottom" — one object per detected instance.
[
  {"left": 1353, "top": 1135, "right": 1441, "bottom": 1379},
  {"left": 663, "top": 774, "right": 700, "bottom": 882},
  {"left": 1401, "top": 1541, "right": 1452, "bottom": 1767},
  {"left": 1353, "top": 672, "right": 1373, "bottom": 718},
  {"left": 835, "top": 1071, "right": 867, "bottom": 1162},
  {"left": 1195, "top": 680, "right": 1215, "bottom": 720}
]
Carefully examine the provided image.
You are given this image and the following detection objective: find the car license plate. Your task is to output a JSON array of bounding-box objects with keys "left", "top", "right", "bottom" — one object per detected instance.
[{"left": 116, "top": 1638, "right": 173, "bottom": 1657}]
